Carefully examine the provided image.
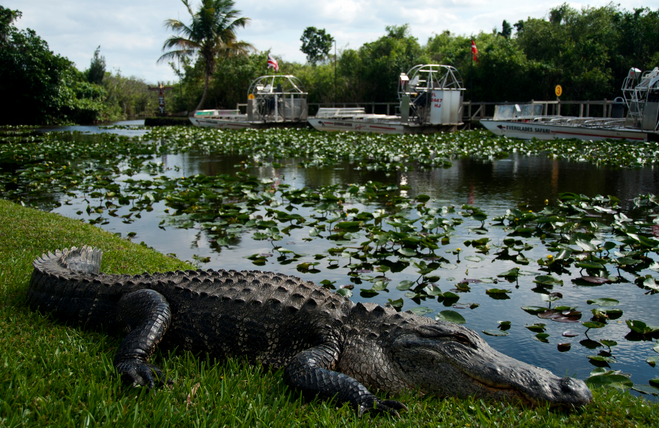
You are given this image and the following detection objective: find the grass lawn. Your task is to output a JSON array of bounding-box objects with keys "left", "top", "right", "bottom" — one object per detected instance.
[{"left": 1, "top": 198, "right": 658, "bottom": 427}]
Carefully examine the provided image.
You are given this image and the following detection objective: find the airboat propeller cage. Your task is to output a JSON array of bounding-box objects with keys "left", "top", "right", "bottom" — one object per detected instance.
[
  {"left": 247, "top": 75, "right": 308, "bottom": 122},
  {"left": 398, "top": 64, "right": 465, "bottom": 125},
  {"left": 621, "top": 66, "right": 659, "bottom": 131}
]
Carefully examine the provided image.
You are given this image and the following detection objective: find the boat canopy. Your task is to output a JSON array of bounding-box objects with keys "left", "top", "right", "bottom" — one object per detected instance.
[
  {"left": 246, "top": 75, "right": 308, "bottom": 122},
  {"left": 397, "top": 64, "right": 465, "bottom": 126},
  {"left": 621, "top": 66, "right": 659, "bottom": 130},
  {"left": 398, "top": 64, "right": 464, "bottom": 98}
]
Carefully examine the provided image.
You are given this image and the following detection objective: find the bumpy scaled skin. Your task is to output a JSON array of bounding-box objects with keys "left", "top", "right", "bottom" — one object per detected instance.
[{"left": 27, "top": 247, "right": 592, "bottom": 415}]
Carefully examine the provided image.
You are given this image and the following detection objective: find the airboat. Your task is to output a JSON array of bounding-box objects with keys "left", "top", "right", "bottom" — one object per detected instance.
[
  {"left": 307, "top": 64, "right": 465, "bottom": 134},
  {"left": 480, "top": 67, "right": 659, "bottom": 142},
  {"left": 189, "top": 75, "right": 308, "bottom": 129}
]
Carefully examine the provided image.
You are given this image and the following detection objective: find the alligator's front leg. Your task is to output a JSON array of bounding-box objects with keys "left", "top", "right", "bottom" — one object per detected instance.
[
  {"left": 283, "top": 344, "right": 407, "bottom": 417},
  {"left": 114, "top": 289, "right": 172, "bottom": 388}
]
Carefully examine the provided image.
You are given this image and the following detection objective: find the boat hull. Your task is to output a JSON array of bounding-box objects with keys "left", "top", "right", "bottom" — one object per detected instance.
[
  {"left": 481, "top": 119, "right": 651, "bottom": 142},
  {"left": 307, "top": 118, "right": 459, "bottom": 134},
  {"left": 189, "top": 117, "right": 307, "bottom": 130}
]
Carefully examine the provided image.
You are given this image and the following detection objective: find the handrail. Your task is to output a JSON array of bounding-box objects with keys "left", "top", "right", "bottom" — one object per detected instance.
[{"left": 233, "top": 99, "right": 624, "bottom": 121}]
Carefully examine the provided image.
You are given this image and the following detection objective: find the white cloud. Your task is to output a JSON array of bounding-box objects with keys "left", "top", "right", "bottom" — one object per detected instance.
[{"left": 3, "top": 0, "right": 655, "bottom": 84}]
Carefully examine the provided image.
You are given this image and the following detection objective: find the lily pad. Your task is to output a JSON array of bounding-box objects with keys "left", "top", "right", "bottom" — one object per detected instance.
[
  {"left": 587, "top": 354, "right": 616, "bottom": 363},
  {"left": 586, "top": 298, "right": 620, "bottom": 307},
  {"left": 498, "top": 320, "right": 511, "bottom": 331},
  {"left": 535, "top": 333, "right": 550, "bottom": 342},
  {"left": 631, "top": 385, "right": 659, "bottom": 396},
  {"left": 626, "top": 320, "right": 659, "bottom": 336},
  {"left": 336, "top": 287, "right": 353, "bottom": 298},
  {"left": 452, "top": 303, "right": 480, "bottom": 310},
  {"left": 408, "top": 306, "right": 433, "bottom": 316},
  {"left": 580, "top": 339, "right": 603, "bottom": 349},
  {"left": 533, "top": 275, "right": 563, "bottom": 287},
  {"left": 497, "top": 267, "right": 520, "bottom": 278},
  {"left": 485, "top": 288, "right": 511, "bottom": 300},
  {"left": 486, "top": 288, "right": 511, "bottom": 295},
  {"left": 583, "top": 321, "right": 606, "bottom": 329},
  {"left": 557, "top": 343, "right": 571, "bottom": 352},
  {"left": 525, "top": 323, "right": 546, "bottom": 333},
  {"left": 398, "top": 248, "right": 416, "bottom": 257},
  {"left": 585, "top": 368, "right": 632, "bottom": 389},
  {"left": 538, "top": 309, "right": 582, "bottom": 323},
  {"left": 646, "top": 357, "right": 659, "bottom": 367},
  {"left": 460, "top": 278, "right": 483, "bottom": 283},
  {"left": 387, "top": 298, "right": 404, "bottom": 310},
  {"left": 573, "top": 276, "right": 612, "bottom": 285},
  {"left": 483, "top": 330, "right": 509, "bottom": 336},
  {"left": 424, "top": 284, "right": 443, "bottom": 297},
  {"left": 521, "top": 306, "right": 548, "bottom": 315},
  {"left": 435, "top": 310, "right": 466, "bottom": 324}
]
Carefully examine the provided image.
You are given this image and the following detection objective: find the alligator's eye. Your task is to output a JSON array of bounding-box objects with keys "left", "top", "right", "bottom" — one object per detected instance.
[
  {"left": 417, "top": 326, "right": 476, "bottom": 348},
  {"left": 452, "top": 333, "right": 474, "bottom": 347}
]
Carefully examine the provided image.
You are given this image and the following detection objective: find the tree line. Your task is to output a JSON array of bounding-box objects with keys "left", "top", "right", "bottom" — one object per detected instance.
[
  {"left": 167, "top": 2, "right": 658, "bottom": 113},
  {"left": 1, "top": 7, "right": 161, "bottom": 125},
  {"left": 2, "top": 2, "right": 658, "bottom": 125}
]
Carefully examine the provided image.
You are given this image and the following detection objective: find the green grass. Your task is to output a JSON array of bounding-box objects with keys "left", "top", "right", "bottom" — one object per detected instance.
[{"left": 1, "top": 198, "right": 658, "bottom": 427}]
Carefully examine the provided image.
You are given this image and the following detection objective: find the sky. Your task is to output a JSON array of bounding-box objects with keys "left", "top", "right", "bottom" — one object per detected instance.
[{"left": 4, "top": 0, "right": 656, "bottom": 85}]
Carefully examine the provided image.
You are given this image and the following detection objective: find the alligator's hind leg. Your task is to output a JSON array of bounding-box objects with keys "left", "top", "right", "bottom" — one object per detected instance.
[
  {"left": 114, "top": 289, "right": 172, "bottom": 388},
  {"left": 283, "top": 344, "right": 407, "bottom": 417}
]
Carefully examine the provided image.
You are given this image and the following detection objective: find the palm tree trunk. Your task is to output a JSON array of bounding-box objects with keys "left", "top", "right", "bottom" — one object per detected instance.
[{"left": 195, "top": 72, "right": 210, "bottom": 111}]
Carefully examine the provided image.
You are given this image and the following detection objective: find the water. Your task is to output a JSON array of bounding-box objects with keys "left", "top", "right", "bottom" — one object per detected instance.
[
  {"left": 36, "top": 119, "right": 147, "bottom": 138},
  {"left": 20, "top": 125, "right": 659, "bottom": 396}
]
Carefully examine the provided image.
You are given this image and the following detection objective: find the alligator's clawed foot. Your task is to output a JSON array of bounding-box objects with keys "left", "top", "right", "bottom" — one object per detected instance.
[
  {"left": 115, "top": 359, "right": 171, "bottom": 389},
  {"left": 358, "top": 396, "right": 408, "bottom": 418}
]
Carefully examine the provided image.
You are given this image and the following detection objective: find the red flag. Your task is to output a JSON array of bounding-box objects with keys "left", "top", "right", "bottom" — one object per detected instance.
[
  {"left": 267, "top": 54, "right": 279, "bottom": 73},
  {"left": 471, "top": 39, "right": 479, "bottom": 62}
]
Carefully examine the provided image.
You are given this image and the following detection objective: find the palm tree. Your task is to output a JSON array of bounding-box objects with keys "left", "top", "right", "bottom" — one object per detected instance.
[{"left": 158, "top": 0, "right": 253, "bottom": 111}]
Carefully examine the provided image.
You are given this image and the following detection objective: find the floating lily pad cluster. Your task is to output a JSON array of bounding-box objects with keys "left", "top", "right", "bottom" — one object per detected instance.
[
  {"left": 141, "top": 126, "right": 659, "bottom": 169},
  {"left": 2, "top": 126, "right": 659, "bottom": 393}
]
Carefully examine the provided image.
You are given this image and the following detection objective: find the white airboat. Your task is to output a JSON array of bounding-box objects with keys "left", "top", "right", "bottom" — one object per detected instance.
[
  {"left": 307, "top": 64, "right": 465, "bottom": 134},
  {"left": 189, "top": 75, "right": 308, "bottom": 129},
  {"left": 480, "top": 67, "right": 659, "bottom": 142}
]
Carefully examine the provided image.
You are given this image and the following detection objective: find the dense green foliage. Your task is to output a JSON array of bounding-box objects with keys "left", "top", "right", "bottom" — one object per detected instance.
[
  {"left": 86, "top": 46, "right": 106, "bottom": 85},
  {"left": 169, "top": 3, "right": 659, "bottom": 110},
  {"left": 0, "top": 7, "right": 160, "bottom": 125},
  {"left": 0, "top": 7, "right": 107, "bottom": 125},
  {"left": 300, "top": 27, "right": 335, "bottom": 66},
  {"left": 100, "top": 71, "right": 160, "bottom": 121}
]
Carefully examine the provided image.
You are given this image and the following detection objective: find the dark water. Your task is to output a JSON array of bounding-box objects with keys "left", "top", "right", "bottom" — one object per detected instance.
[{"left": 37, "top": 126, "right": 659, "bottom": 396}]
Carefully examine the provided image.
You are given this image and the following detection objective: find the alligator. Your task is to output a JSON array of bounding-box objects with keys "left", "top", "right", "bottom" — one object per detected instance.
[{"left": 27, "top": 246, "right": 592, "bottom": 416}]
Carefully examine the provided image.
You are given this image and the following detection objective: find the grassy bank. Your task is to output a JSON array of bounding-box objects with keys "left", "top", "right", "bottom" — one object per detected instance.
[{"left": 1, "top": 198, "right": 658, "bottom": 427}]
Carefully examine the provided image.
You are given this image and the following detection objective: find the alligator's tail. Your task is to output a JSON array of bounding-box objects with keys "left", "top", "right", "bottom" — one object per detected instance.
[
  {"left": 27, "top": 246, "right": 119, "bottom": 328},
  {"left": 32, "top": 246, "right": 103, "bottom": 275}
]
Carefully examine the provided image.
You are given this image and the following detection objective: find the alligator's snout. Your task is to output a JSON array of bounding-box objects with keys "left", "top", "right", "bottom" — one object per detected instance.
[
  {"left": 557, "top": 377, "right": 593, "bottom": 407},
  {"left": 391, "top": 322, "right": 593, "bottom": 408}
]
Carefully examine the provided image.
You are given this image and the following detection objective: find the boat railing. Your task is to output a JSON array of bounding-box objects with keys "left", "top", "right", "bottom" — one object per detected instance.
[
  {"left": 194, "top": 109, "right": 242, "bottom": 118},
  {"left": 302, "top": 99, "right": 643, "bottom": 123},
  {"left": 541, "top": 116, "right": 629, "bottom": 129},
  {"left": 315, "top": 108, "right": 367, "bottom": 118}
]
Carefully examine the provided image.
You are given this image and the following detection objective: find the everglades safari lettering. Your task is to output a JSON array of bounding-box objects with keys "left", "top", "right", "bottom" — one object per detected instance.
[{"left": 506, "top": 125, "right": 551, "bottom": 134}]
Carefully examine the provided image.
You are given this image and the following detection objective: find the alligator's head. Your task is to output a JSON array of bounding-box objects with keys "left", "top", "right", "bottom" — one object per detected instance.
[{"left": 389, "top": 320, "right": 592, "bottom": 408}]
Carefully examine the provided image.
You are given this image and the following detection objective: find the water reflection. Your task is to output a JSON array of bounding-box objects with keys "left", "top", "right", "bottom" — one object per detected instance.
[{"left": 186, "top": 152, "right": 659, "bottom": 211}]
